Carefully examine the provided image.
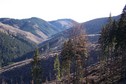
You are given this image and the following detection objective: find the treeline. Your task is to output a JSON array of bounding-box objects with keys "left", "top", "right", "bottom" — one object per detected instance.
[
  {"left": 98, "top": 10, "right": 126, "bottom": 83},
  {"left": 31, "top": 11, "right": 126, "bottom": 84},
  {"left": 30, "top": 24, "right": 89, "bottom": 84}
]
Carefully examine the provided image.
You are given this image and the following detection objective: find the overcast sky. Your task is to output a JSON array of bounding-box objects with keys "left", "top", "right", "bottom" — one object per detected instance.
[{"left": 0, "top": 0, "right": 126, "bottom": 22}]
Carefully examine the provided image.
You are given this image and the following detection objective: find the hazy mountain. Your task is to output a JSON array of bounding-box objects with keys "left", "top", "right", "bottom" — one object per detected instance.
[
  {"left": 0, "top": 18, "right": 79, "bottom": 66},
  {"left": 49, "top": 19, "right": 78, "bottom": 31},
  {"left": 0, "top": 18, "right": 78, "bottom": 44},
  {"left": 82, "top": 15, "right": 120, "bottom": 34},
  {"left": 38, "top": 15, "right": 121, "bottom": 51},
  {"left": 0, "top": 15, "right": 120, "bottom": 63},
  {"left": 0, "top": 22, "right": 44, "bottom": 44},
  {"left": 0, "top": 15, "right": 120, "bottom": 42},
  {"left": 0, "top": 18, "right": 52, "bottom": 40},
  {"left": 0, "top": 18, "right": 76, "bottom": 39}
]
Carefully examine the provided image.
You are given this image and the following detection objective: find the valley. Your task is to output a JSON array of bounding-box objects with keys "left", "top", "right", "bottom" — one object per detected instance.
[{"left": 0, "top": 6, "right": 125, "bottom": 83}]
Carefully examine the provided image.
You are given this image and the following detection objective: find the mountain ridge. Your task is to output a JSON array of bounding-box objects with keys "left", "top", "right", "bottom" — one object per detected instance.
[
  {"left": 0, "top": 14, "right": 123, "bottom": 84},
  {"left": 0, "top": 15, "right": 120, "bottom": 67},
  {"left": 0, "top": 22, "right": 44, "bottom": 44}
]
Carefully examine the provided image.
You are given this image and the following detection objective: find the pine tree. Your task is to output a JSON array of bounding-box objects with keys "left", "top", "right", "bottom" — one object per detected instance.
[
  {"left": 109, "top": 20, "right": 119, "bottom": 82},
  {"left": 61, "top": 39, "right": 74, "bottom": 83},
  {"left": 98, "top": 11, "right": 126, "bottom": 83},
  {"left": 31, "top": 48, "right": 42, "bottom": 84},
  {"left": 98, "top": 14, "right": 115, "bottom": 83},
  {"left": 116, "top": 9, "right": 126, "bottom": 80},
  {"left": 72, "top": 27, "right": 88, "bottom": 84},
  {"left": 54, "top": 54, "right": 61, "bottom": 82},
  {"left": 61, "top": 24, "right": 88, "bottom": 84}
]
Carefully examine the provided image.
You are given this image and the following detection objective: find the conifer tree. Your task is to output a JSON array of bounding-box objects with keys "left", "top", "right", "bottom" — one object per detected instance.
[
  {"left": 116, "top": 9, "right": 126, "bottom": 79},
  {"left": 61, "top": 24, "right": 88, "bottom": 84},
  {"left": 31, "top": 48, "right": 42, "bottom": 84},
  {"left": 61, "top": 39, "right": 74, "bottom": 83},
  {"left": 72, "top": 27, "right": 88, "bottom": 84},
  {"left": 98, "top": 11, "right": 126, "bottom": 83},
  {"left": 54, "top": 54, "right": 61, "bottom": 82},
  {"left": 98, "top": 14, "right": 115, "bottom": 83}
]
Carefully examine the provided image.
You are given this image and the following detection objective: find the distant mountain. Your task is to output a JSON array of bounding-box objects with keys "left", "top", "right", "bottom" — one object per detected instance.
[
  {"left": 0, "top": 18, "right": 78, "bottom": 66},
  {"left": 0, "top": 15, "right": 121, "bottom": 64},
  {"left": 49, "top": 19, "right": 78, "bottom": 31},
  {"left": 0, "top": 22, "right": 43, "bottom": 44},
  {"left": 0, "top": 18, "right": 77, "bottom": 43},
  {"left": 0, "top": 14, "right": 121, "bottom": 66},
  {"left": 39, "top": 15, "right": 121, "bottom": 51},
  {"left": 0, "top": 17, "right": 54, "bottom": 40},
  {"left": 0, "top": 17, "right": 78, "bottom": 41},
  {"left": 82, "top": 15, "right": 120, "bottom": 34},
  {"left": 0, "top": 15, "right": 121, "bottom": 43}
]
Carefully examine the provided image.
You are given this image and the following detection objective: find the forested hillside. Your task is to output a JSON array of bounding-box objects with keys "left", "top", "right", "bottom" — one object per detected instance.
[{"left": 0, "top": 32, "right": 35, "bottom": 67}]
